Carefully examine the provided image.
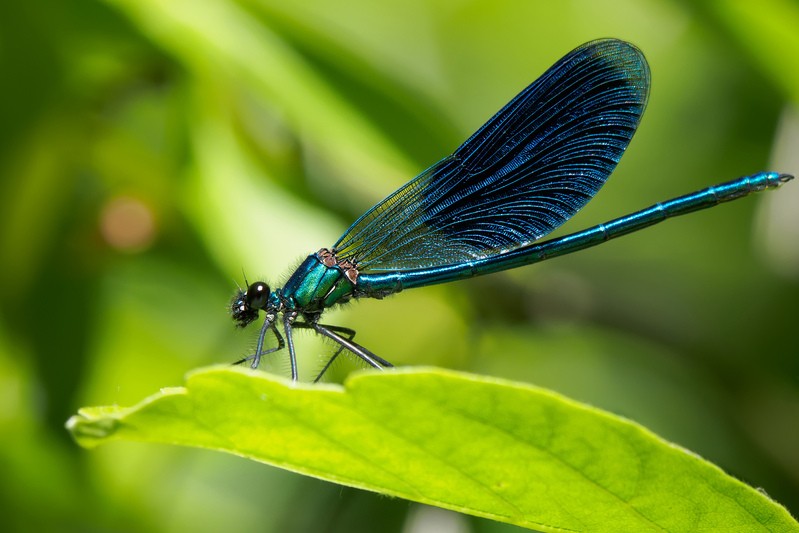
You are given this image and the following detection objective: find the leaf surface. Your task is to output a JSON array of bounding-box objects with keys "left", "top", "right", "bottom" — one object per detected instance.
[{"left": 67, "top": 367, "right": 798, "bottom": 532}]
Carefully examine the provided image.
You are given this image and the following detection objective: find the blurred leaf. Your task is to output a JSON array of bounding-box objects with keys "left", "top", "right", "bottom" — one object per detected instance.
[
  {"left": 67, "top": 366, "right": 797, "bottom": 532},
  {"left": 703, "top": 0, "right": 799, "bottom": 103},
  {"left": 104, "top": 0, "right": 417, "bottom": 209}
]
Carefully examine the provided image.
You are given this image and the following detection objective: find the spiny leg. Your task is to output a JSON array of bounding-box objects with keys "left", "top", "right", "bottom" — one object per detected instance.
[
  {"left": 311, "top": 323, "right": 392, "bottom": 372},
  {"left": 313, "top": 352, "right": 343, "bottom": 383},
  {"left": 233, "top": 320, "right": 284, "bottom": 368},
  {"left": 312, "top": 324, "right": 353, "bottom": 383},
  {"left": 291, "top": 322, "right": 394, "bottom": 382},
  {"left": 283, "top": 311, "right": 299, "bottom": 381},
  {"left": 292, "top": 321, "right": 352, "bottom": 381},
  {"left": 238, "top": 317, "right": 391, "bottom": 381},
  {"left": 320, "top": 324, "right": 393, "bottom": 367},
  {"left": 294, "top": 322, "right": 394, "bottom": 368},
  {"left": 317, "top": 323, "right": 393, "bottom": 368}
]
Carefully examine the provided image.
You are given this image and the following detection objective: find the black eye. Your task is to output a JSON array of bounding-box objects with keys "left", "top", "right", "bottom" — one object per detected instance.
[{"left": 245, "top": 282, "right": 270, "bottom": 310}]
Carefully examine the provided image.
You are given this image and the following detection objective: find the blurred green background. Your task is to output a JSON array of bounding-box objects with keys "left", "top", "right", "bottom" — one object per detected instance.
[{"left": 1, "top": 0, "right": 797, "bottom": 531}]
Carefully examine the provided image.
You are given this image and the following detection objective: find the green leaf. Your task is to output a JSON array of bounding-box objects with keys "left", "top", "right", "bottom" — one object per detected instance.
[
  {"left": 67, "top": 367, "right": 797, "bottom": 532},
  {"left": 703, "top": 0, "right": 799, "bottom": 104}
]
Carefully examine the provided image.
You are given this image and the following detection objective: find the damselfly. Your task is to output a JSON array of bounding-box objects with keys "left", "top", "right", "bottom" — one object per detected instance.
[{"left": 231, "top": 39, "right": 792, "bottom": 381}]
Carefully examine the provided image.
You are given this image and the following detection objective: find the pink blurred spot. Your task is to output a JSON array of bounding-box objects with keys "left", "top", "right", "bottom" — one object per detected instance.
[{"left": 100, "top": 196, "right": 156, "bottom": 252}]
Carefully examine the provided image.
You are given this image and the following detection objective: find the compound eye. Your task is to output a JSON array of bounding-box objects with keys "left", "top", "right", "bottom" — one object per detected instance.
[{"left": 245, "top": 281, "right": 270, "bottom": 310}]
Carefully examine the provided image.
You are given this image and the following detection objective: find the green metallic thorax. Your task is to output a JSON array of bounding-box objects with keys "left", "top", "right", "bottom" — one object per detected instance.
[{"left": 279, "top": 249, "right": 356, "bottom": 313}]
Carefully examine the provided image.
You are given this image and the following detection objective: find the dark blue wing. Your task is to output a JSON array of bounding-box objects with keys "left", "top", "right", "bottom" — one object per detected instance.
[{"left": 334, "top": 39, "right": 650, "bottom": 273}]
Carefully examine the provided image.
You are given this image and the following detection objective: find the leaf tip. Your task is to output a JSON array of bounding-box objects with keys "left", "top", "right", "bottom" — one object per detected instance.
[{"left": 66, "top": 411, "right": 122, "bottom": 448}]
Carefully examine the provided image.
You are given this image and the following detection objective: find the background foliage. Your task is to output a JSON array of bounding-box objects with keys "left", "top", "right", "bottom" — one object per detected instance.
[{"left": 1, "top": 0, "right": 797, "bottom": 531}]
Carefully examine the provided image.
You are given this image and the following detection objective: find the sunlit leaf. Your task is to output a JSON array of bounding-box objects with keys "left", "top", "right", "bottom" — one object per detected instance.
[{"left": 68, "top": 367, "right": 797, "bottom": 532}]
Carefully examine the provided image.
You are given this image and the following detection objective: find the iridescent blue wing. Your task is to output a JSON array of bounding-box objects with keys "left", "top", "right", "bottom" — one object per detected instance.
[{"left": 334, "top": 39, "right": 650, "bottom": 273}]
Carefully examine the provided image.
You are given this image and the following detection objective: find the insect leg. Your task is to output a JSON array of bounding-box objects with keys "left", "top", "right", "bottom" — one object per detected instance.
[
  {"left": 311, "top": 323, "right": 390, "bottom": 372},
  {"left": 283, "top": 311, "right": 299, "bottom": 381},
  {"left": 233, "top": 320, "right": 284, "bottom": 368}
]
